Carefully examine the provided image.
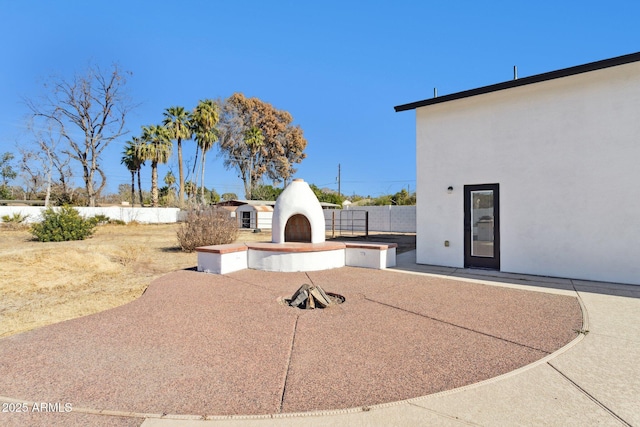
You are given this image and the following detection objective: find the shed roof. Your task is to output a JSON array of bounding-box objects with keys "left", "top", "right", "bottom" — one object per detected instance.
[
  {"left": 320, "top": 202, "right": 341, "bottom": 209},
  {"left": 394, "top": 51, "right": 640, "bottom": 112},
  {"left": 236, "top": 203, "right": 274, "bottom": 212},
  {"left": 216, "top": 200, "right": 275, "bottom": 207}
]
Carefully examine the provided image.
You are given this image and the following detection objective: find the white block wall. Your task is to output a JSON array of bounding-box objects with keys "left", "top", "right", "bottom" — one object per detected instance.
[
  {"left": 0, "top": 206, "right": 181, "bottom": 224},
  {"left": 323, "top": 206, "right": 416, "bottom": 233}
]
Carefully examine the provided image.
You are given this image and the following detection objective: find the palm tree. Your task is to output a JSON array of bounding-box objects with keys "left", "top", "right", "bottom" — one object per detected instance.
[
  {"left": 164, "top": 170, "right": 176, "bottom": 189},
  {"left": 121, "top": 137, "right": 145, "bottom": 206},
  {"left": 162, "top": 170, "right": 177, "bottom": 206},
  {"left": 121, "top": 142, "right": 137, "bottom": 206},
  {"left": 163, "top": 106, "right": 192, "bottom": 208},
  {"left": 192, "top": 99, "right": 219, "bottom": 204},
  {"left": 184, "top": 180, "right": 196, "bottom": 203},
  {"left": 244, "top": 126, "right": 265, "bottom": 199},
  {"left": 138, "top": 125, "right": 172, "bottom": 207}
]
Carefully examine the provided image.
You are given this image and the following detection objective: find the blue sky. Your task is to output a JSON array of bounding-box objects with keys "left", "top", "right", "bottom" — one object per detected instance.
[{"left": 1, "top": 0, "right": 638, "bottom": 199}]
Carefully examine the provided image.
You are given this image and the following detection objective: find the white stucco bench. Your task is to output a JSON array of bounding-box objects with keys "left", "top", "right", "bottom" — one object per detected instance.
[
  {"left": 196, "top": 243, "right": 248, "bottom": 274},
  {"left": 196, "top": 241, "right": 398, "bottom": 274},
  {"left": 343, "top": 242, "right": 397, "bottom": 269}
]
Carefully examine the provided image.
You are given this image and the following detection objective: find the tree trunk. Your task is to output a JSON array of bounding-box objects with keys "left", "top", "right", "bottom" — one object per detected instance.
[
  {"left": 130, "top": 171, "right": 135, "bottom": 207},
  {"left": 44, "top": 151, "right": 52, "bottom": 207},
  {"left": 241, "top": 165, "right": 250, "bottom": 200},
  {"left": 151, "top": 161, "right": 159, "bottom": 207},
  {"left": 87, "top": 186, "right": 95, "bottom": 206},
  {"left": 177, "top": 138, "right": 184, "bottom": 208},
  {"left": 200, "top": 151, "right": 206, "bottom": 204},
  {"left": 137, "top": 169, "right": 143, "bottom": 206},
  {"left": 83, "top": 163, "right": 96, "bottom": 207},
  {"left": 44, "top": 181, "right": 51, "bottom": 207}
]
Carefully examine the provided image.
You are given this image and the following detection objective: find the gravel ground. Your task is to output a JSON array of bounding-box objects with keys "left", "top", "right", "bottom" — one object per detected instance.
[{"left": 0, "top": 267, "right": 582, "bottom": 423}]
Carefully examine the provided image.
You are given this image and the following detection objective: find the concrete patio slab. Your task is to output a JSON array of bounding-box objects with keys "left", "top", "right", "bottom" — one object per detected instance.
[
  {"left": 411, "top": 362, "right": 622, "bottom": 426},
  {"left": 573, "top": 291, "right": 640, "bottom": 339},
  {"left": 549, "top": 333, "right": 640, "bottom": 426}
]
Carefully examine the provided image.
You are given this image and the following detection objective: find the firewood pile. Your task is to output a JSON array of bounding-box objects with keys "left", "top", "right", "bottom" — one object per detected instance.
[{"left": 287, "top": 284, "right": 338, "bottom": 309}]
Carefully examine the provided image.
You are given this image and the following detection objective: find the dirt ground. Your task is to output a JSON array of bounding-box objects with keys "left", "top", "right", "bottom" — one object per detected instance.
[{"left": 0, "top": 224, "right": 415, "bottom": 338}]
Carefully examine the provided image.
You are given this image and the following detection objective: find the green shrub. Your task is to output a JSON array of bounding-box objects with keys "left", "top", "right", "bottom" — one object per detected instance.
[
  {"left": 90, "top": 214, "right": 111, "bottom": 225},
  {"left": 31, "top": 206, "right": 97, "bottom": 242},
  {"left": 2, "top": 212, "right": 29, "bottom": 223},
  {"left": 177, "top": 207, "right": 238, "bottom": 252},
  {"left": 1, "top": 212, "right": 30, "bottom": 229}
]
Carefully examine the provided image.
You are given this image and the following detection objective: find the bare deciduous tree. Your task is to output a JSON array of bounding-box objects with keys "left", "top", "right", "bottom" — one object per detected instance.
[
  {"left": 23, "top": 119, "right": 75, "bottom": 206},
  {"left": 0, "top": 152, "right": 17, "bottom": 199},
  {"left": 26, "top": 63, "right": 134, "bottom": 206},
  {"left": 18, "top": 149, "right": 46, "bottom": 200}
]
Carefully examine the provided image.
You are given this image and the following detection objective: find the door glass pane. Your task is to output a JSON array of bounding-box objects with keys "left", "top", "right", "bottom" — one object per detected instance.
[
  {"left": 242, "top": 211, "right": 251, "bottom": 228},
  {"left": 471, "top": 190, "right": 494, "bottom": 257}
]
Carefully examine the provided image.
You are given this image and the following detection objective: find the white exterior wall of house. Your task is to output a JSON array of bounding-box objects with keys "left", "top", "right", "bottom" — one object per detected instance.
[{"left": 416, "top": 60, "right": 640, "bottom": 285}]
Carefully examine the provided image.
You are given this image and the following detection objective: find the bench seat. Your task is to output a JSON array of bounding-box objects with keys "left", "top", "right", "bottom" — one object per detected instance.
[
  {"left": 195, "top": 241, "right": 397, "bottom": 274},
  {"left": 196, "top": 243, "right": 248, "bottom": 274},
  {"left": 343, "top": 242, "right": 397, "bottom": 269}
]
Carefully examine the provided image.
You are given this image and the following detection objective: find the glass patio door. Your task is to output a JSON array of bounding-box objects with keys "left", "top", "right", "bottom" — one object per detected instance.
[{"left": 464, "top": 184, "right": 500, "bottom": 269}]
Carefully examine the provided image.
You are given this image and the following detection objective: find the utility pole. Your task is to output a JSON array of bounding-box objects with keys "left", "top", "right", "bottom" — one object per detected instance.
[{"left": 337, "top": 163, "right": 341, "bottom": 199}]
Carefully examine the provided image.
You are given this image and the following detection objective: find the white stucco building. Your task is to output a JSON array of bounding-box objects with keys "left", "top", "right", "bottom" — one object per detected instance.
[
  {"left": 395, "top": 52, "right": 640, "bottom": 286},
  {"left": 235, "top": 203, "right": 273, "bottom": 230}
]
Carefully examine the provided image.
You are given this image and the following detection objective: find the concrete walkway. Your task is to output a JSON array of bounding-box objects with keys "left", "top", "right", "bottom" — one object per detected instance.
[{"left": 141, "top": 251, "right": 640, "bottom": 427}]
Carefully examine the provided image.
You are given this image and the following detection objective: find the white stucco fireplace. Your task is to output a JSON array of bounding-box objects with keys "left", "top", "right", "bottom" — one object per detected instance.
[
  {"left": 272, "top": 179, "right": 326, "bottom": 244},
  {"left": 196, "top": 178, "right": 396, "bottom": 273}
]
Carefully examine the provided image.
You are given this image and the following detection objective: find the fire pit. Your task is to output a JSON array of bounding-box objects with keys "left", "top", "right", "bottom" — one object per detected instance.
[{"left": 283, "top": 284, "right": 345, "bottom": 310}]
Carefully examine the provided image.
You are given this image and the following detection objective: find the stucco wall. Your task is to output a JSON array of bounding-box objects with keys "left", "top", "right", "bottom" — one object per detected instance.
[
  {"left": 0, "top": 206, "right": 181, "bottom": 224},
  {"left": 416, "top": 60, "right": 640, "bottom": 285}
]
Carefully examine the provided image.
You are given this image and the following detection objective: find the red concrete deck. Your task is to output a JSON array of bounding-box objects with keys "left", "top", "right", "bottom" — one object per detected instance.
[
  {"left": 0, "top": 267, "right": 582, "bottom": 420},
  {"left": 195, "top": 243, "right": 248, "bottom": 254}
]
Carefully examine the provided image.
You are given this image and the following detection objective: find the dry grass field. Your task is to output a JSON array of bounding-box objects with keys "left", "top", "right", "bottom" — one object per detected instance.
[
  {"left": 0, "top": 224, "right": 414, "bottom": 338},
  {"left": 0, "top": 224, "right": 263, "bottom": 338}
]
